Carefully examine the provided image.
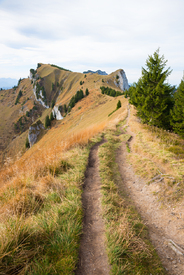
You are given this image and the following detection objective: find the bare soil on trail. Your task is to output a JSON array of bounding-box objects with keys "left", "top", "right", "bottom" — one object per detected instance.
[
  {"left": 116, "top": 105, "right": 184, "bottom": 275},
  {"left": 75, "top": 140, "right": 110, "bottom": 275}
]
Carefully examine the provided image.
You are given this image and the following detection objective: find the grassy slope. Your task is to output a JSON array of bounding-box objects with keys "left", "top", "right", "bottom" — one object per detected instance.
[
  {"left": 0, "top": 64, "right": 124, "bottom": 163},
  {"left": 0, "top": 77, "right": 44, "bottom": 163},
  {"left": 0, "top": 145, "right": 89, "bottom": 274},
  {"left": 128, "top": 106, "right": 184, "bottom": 203}
]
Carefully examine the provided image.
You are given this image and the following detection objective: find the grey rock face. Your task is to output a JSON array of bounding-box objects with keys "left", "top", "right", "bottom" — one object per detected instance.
[
  {"left": 28, "top": 120, "right": 45, "bottom": 147},
  {"left": 114, "top": 70, "right": 129, "bottom": 91},
  {"left": 52, "top": 106, "right": 63, "bottom": 120}
]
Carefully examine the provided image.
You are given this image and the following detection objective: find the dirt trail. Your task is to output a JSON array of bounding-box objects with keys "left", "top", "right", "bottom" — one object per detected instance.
[
  {"left": 116, "top": 105, "right": 184, "bottom": 275},
  {"left": 75, "top": 140, "right": 110, "bottom": 275}
]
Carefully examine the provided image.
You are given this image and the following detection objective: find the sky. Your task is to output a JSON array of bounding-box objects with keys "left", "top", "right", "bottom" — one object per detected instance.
[{"left": 0, "top": 0, "right": 183, "bottom": 86}]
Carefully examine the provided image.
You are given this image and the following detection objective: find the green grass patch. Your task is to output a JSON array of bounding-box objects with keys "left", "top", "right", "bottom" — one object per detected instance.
[
  {"left": 98, "top": 130, "right": 165, "bottom": 274},
  {"left": 108, "top": 109, "right": 117, "bottom": 117},
  {"left": 0, "top": 145, "right": 90, "bottom": 274},
  {"left": 126, "top": 143, "right": 131, "bottom": 153}
]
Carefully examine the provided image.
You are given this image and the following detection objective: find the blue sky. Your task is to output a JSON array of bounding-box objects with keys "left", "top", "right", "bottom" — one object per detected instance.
[{"left": 0, "top": 0, "right": 183, "bottom": 85}]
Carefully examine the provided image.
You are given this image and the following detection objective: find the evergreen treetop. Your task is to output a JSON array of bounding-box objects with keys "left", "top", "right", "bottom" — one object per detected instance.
[
  {"left": 117, "top": 100, "right": 121, "bottom": 109},
  {"left": 129, "top": 49, "right": 175, "bottom": 129},
  {"left": 45, "top": 115, "right": 51, "bottom": 128},
  {"left": 170, "top": 78, "right": 184, "bottom": 136}
]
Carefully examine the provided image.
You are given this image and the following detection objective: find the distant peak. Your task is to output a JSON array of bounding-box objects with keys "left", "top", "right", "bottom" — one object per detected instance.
[{"left": 83, "top": 70, "right": 108, "bottom": 76}]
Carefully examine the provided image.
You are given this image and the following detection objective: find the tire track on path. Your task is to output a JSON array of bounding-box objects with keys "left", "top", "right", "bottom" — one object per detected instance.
[{"left": 75, "top": 139, "right": 110, "bottom": 275}]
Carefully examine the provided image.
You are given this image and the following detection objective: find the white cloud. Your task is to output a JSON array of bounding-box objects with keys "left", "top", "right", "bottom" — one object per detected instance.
[{"left": 0, "top": 0, "right": 183, "bottom": 85}]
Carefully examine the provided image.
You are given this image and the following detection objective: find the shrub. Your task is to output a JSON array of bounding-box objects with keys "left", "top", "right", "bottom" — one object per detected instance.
[
  {"left": 15, "top": 90, "right": 23, "bottom": 105},
  {"left": 45, "top": 115, "right": 51, "bottom": 128},
  {"left": 85, "top": 88, "right": 89, "bottom": 96},
  {"left": 64, "top": 104, "right": 67, "bottom": 113},
  {"left": 18, "top": 78, "right": 22, "bottom": 85},
  {"left": 171, "top": 78, "right": 184, "bottom": 136},
  {"left": 58, "top": 105, "right": 62, "bottom": 113},
  {"left": 100, "top": 86, "right": 123, "bottom": 97},
  {"left": 30, "top": 69, "right": 37, "bottom": 78},
  {"left": 68, "top": 90, "right": 84, "bottom": 110},
  {"left": 51, "top": 64, "right": 70, "bottom": 71},
  {"left": 51, "top": 100, "right": 55, "bottom": 109},
  {"left": 117, "top": 100, "right": 121, "bottom": 109},
  {"left": 25, "top": 137, "right": 30, "bottom": 148},
  {"left": 50, "top": 112, "right": 54, "bottom": 121}
]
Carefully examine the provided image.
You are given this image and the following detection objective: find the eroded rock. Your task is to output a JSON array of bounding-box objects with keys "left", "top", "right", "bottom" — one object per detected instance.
[
  {"left": 52, "top": 106, "right": 63, "bottom": 120},
  {"left": 114, "top": 69, "right": 129, "bottom": 91},
  {"left": 28, "top": 120, "right": 45, "bottom": 147}
]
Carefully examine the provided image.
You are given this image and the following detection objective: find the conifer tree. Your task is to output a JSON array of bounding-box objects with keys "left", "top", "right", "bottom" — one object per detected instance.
[
  {"left": 117, "top": 100, "right": 121, "bottom": 109},
  {"left": 85, "top": 88, "right": 89, "bottom": 96},
  {"left": 64, "top": 104, "right": 67, "bottom": 113},
  {"left": 50, "top": 112, "right": 54, "bottom": 121},
  {"left": 25, "top": 137, "right": 30, "bottom": 148},
  {"left": 129, "top": 49, "right": 174, "bottom": 129},
  {"left": 45, "top": 115, "right": 51, "bottom": 128},
  {"left": 51, "top": 100, "right": 55, "bottom": 109},
  {"left": 170, "top": 78, "right": 184, "bottom": 136}
]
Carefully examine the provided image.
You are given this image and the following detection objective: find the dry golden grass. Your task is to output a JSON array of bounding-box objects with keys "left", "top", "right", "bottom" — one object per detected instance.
[
  {"left": 128, "top": 106, "right": 184, "bottom": 202},
  {"left": 0, "top": 144, "right": 89, "bottom": 274},
  {"left": 0, "top": 122, "right": 106, "bottom": 187},
  {"left": 0, "top": 89, "right": 128, "bottom": 225}
]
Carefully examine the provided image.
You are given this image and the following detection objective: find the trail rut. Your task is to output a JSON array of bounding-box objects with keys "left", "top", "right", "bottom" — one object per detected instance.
[{"left": 75, "top": 140, "right": 110, "bottom": 275}]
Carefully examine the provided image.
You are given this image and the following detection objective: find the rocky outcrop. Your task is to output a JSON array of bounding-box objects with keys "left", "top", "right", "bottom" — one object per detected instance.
[
  {"left": 28, "top": 120, "right": 45, "bottom": 147},
  {"left": 114, "top": 70, "right": 129, "bottom": 91},
  {"left": 33, "top": 85, "right": 49, "bottom": 109},
  {"left": 52, "top": 106, "right": 63, "bottom": 120}
]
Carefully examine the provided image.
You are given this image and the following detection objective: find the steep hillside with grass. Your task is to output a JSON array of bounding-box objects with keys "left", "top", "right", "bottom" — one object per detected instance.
[
  {"left": 0, "top": 64, "right": 128, "bottom": 165},
  {"left": 0, "top": 78, "right": 45, "bottom": 163}
]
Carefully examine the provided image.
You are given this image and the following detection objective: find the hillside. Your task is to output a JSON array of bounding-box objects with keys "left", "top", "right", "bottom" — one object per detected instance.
[
  {"left": 0, "top": 64, "right": 128, "bottom": 164},
  {"left": 0, "top": 63, "right": 184, "bottom": 274}
]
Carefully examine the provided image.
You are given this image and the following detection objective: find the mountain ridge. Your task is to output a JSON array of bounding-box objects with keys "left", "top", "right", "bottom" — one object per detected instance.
[
  {"left": 83, "top": 69, "right": 108, "bottom": 75},
  {"left": 0, "top": 63, "right": 129, "bottom": 164}
]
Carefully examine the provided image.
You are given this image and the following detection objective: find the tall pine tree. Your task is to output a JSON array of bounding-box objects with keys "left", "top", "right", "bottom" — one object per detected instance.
[
  {"left": 170, "top": 78, "right": 184, "bottom": 136},
  {"left": 129, "top": 49, "right": 174, "bottom": 129}
]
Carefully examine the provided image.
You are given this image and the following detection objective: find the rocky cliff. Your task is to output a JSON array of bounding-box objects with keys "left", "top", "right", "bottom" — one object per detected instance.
[
  {"left": 28, "top": 120, "right": 45, "bottom": 147},
  {"left": 114, "top": 70, "right": 129, "bottom": 91},
  {"left": 52, "top": 106, "right": 63, "bottom": 120}
]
